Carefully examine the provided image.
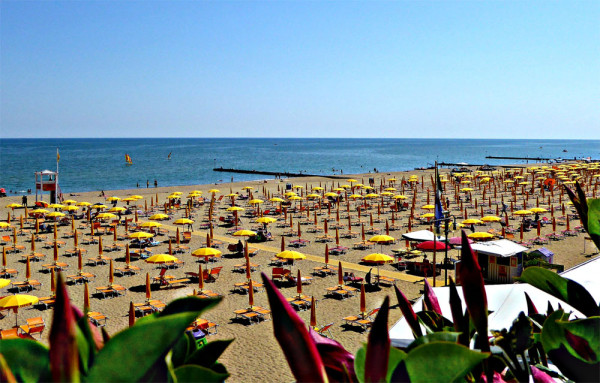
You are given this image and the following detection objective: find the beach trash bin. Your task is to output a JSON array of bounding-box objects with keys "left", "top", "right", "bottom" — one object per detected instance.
[
  {"left": 286, "top": 183, "right": 292, "bottom": 190},
  {"left": 190, "top": 328, "right": 207, "bottom": 348}
]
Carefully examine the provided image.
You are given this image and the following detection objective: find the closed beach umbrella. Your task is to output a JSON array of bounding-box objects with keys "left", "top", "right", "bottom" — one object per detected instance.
[
  {"left": 338, "top": 261, "right": 343, "bottom": 286},
  {"left": 109, "top": 260, "right": 114, "bottom": 285},
  {"left": 129, "top": 301, "right": 135, "bottom": 327},
  {"left": 310, "top": 297, "right": 317, "bottom": 327},
  {"left": 360, "top": 283, "right": 366, "bottom": 315},
  {"left": 198, "top": 264, "right": 204, "bottom": 291},
  {"left": 324, "top": 244, "right": 329, "bottom": 266},
  {"left": 146, "top": 273, "right": 151, "bottom": 300},
  {"left": 84, "top": 282, "right": 90, "bottom": 311},
  {"left": 248, "top": 279, "right": 254, "bottom": 307},
  {"left": 296, "top": 269, "right": 303, "bottom": 295}
]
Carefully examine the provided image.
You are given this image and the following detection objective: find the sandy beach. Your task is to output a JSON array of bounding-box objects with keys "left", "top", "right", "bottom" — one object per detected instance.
[{"left": 0, "top": 166, "right": 596, "bottom": 382}]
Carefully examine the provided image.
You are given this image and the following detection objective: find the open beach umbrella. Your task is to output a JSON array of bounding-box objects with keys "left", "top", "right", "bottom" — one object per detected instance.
[
  {"left": 256, "top": 217, "right": 277, "bottom": 225},
  {"left": 149, "top": 214, "right": 169, "bottom": 221},
  {"left": 233, "top": 230, "right": 257, "bottom": 237},
  {"left": 513, "top": 210, "right": 533, "bottom": 216},
  {"left": 0, "top": 279, "right": 10, "bottom": 289},
  {"left": 0, "top": 294, "right": 39, "bottom": 326},
  {"left": 416, "top": 241, "right": 451, "bottom": 251},
  {"left": 276, "top": 250, "right": 305, "bottom": 265},
  {"left": 129, "top": 232, "right": 153, "bottom": 239},
  {"left": 174, "top": 218, "right": 194, "bottom": 225},
  {"left": 145, "top": 254, "right": 178, "bottom": 265},
  {"left": 468, "top": 232, "right": 494, "bottom": 240},
  {"left": 481, "top": 216, "right": 501, "bottom": 222}
]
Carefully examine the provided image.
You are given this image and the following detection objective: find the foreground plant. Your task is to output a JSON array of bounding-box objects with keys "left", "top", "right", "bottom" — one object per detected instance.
[
  {"left": 263, "top": 225, "right": 599, "bottom": 382},
  {"left": 0, "top": 273, "right": 231, "bottom": 382}
]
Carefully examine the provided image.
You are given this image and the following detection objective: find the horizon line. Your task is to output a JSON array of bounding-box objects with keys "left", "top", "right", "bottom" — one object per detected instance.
[{"left": 1, "top": 137, "right": 597, "bottom": 141}]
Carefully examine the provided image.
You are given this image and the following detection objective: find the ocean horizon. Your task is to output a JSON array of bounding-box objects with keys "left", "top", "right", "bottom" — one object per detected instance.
[{"left": 1, "top": 137, "right": 598, "bottom": 196}]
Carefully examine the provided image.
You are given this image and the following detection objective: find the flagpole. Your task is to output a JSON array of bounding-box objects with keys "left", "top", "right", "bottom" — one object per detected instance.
[{"left": 56, "top": 148, "right": 60, "bottom": 204}]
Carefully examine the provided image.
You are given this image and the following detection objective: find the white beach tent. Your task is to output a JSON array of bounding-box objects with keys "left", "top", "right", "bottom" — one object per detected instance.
[
  {"left": 559, "top": 255, "right": 600, "bottom": 303},
  {"left": 401, "top": 230, "right": 446, "bottom": 242},
  {"left": 389, "top": 283, "right": 583, "bottom": 348}
]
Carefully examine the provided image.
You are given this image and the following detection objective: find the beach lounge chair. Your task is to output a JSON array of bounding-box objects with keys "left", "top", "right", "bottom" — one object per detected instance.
[
  {"left": 182, "top": 231, "right": 192, "bottom": 243},
  {"left": 88, "top": 311, "right": 108, "bottom": 327},
  {"left": 271, "top": 267, "right": 291, "bottom": 282},
  {"left": 0, "top": 328, "right": 20, "bottom": 339},
  {"left": 206, "top": 266, "right": 223, "bottom": 282},
  {"left": 18, "top": 316, "right": 45, "bottom": 338},
  {"left": 314, "top": 323, "right": 334, "bottom": 339}
]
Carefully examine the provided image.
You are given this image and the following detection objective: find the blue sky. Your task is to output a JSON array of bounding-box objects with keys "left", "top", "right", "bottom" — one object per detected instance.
[{"left": 1, "top": 1, "right": 598, "bottom": 139}]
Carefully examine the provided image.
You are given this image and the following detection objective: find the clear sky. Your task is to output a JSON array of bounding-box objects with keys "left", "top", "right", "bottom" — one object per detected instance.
[{"left": 1, "top": 1, "right": 598, "bottom": 139}]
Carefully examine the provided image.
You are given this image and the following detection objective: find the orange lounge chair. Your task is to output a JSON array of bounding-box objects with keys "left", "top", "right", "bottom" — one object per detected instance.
[{"left": 18, "top": 316, "right": 45, "bottom": 338}]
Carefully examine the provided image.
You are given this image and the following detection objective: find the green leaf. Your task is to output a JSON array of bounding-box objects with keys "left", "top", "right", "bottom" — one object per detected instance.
[
  {"left": 407, "top": 332, "right": 460, "bottom": 352},
  {"left": 173, "top": 365, "right": 230, "bottom": 383},
  {"left": 518, "top": 267, "right": 600, "bottom": 317},
  {"left": 561, "top": 317, "right": 600, "bottom": 361},
  {"left": 171, "top": 331, "right": 194, "bottom": 368},
  {"left": 541, "top": 310, "right": 600, "bottom": 381},
  {"left": 386, "top": 347, "right": 407, "bottom": 383},
  {"left": 0, "top": 339, "right": 50, "bottom": 383},
  {"left": 86, "top": 311, "right": 199, "bottom": 382},
  {"left": 354, "top": 344, "right": 407, "bottom": 383},
  {"left": 354, "top": 345, "right": 366, "bottom": 383},
  {"left": 416, "top": 311, "right": 454, "bottom": 333},
  {"left": 403, "top": 342, "right": 489, "bottom": 383},
  {"left": 185, "top": 339, "right": 234, "bottom": 368}
]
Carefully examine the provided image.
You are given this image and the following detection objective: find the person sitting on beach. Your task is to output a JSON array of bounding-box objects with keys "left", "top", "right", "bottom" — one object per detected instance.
[{"left": 236, "top": 240, "right": 244, "bottom": 253}]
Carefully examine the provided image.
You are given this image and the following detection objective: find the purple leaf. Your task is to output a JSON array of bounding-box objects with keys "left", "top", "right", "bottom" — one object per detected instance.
[
  {"left": 530, "top": 366, "right": 555, "bottom": 383},
  {"left": 448, "top": 277, "right": 464, "bottom": 332},
  {"left": 261, "top": 273, "right": 327, "bottom": 383},
  {"left": 49, "top": 272, "right": 80, "bottom": 382},
  {"left": 479, "top": 371, "right": 509, "bottom": 382},
  {"left": 309, "top": 328, "right": 357, "bottom": 382},
  {"left": 423, "top": 278, "right": 442, "bottom": 315},
  {"left": 394, "top": 284, "right": 422, "bottom": 338},
  {"left": 458, "top": 230, "right": 490, "bottom": 353},
  {"left": 565, "top": 330, "right": 596, "bottom": 362},
  {"left": 365, "top": 296, "right": 390, "bottom": 383},
  {"left": 524, "top": 292, "right": 538, "bottom": 315}
]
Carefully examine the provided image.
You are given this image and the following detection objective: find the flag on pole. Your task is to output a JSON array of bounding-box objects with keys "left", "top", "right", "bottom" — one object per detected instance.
[
  {"left": 434, "top": 163, "right": 444, "bottom": 229},
  {"left": 57, "top": 148, "right": 60, "bottom": 163}
]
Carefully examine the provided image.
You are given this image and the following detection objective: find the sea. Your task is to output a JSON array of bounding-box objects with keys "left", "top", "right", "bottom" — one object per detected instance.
[{"left": 1, "top": 138, "right": 598, "bottom": 196}]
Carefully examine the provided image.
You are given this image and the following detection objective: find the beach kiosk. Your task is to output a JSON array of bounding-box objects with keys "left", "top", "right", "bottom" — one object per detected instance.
[
  {"left": 458, "top": 239, "right": 528, "bottom": 284},
  {"left": 35, "top": 170, "right": 60, "bottom": 204}
]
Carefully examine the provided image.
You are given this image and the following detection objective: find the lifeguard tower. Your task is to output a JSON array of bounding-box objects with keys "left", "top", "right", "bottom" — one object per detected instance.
[{"left": 35, "top": 170, "right": 60, "bottom": 204}]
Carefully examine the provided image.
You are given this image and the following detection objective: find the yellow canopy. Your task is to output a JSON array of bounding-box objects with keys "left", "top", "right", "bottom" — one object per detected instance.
[
  {"left": 369, "top": 235, "right": 395, "bottom": 243},
  {"left": 129, "top": 232, "right": 154, "bottom": 239},
  {"left": 362, "top": 253, "right": 394, "bottom": 263},
  {"left": 233, "top": 230, "right": 257, "bottom": 237},
  {"left": 0, "top": 294, "right": 39, "bottom": 310},
  {"left": 192, "top": 248, "right": 222, "bottom": 257},
  {"left": 276, "top": 250, "right": 306, "bottom": 260},
  {"left": 145, "top": 254, "right": 178, "bottom": 264},
  {"left": 174, "top": 218, "right": 194, "bottom": 225}
]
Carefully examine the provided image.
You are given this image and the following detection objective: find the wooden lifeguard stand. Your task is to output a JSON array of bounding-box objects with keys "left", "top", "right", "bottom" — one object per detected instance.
[{"left": 35, "top": 170, "right": 59, "bottom": 204}]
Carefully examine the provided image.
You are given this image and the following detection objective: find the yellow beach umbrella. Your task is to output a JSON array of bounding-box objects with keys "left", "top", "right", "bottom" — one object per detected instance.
[
  {"left": 530, "top": 208, "right": 547, "bottom": 213},
  {"left": 145, "top": 254, "right": 178, "bottom": 264},
  {"left": 149, "top": 214, "right": 169, "bottom": 220},
  {"left": 174, "top": 218, "right": 194, "bottom": 225},
  {"left": 421, "top": 213, "right": 435, "bottom": 218},
  {"left": 421, "top": 205, "right": 435, "bottom": 210},
  {"left": 269, "top": 197, "right": 285, "bottom": 203},
  {"left": 139, "top": 221, "right": 162, "bottom": 228},
  {"left": 0, "top": 279, "right": 11, "bottom": 289},
  {"left": 46, "top": 212, "right": 66, "bottom": 218},
  {"left": 233, "top": 230, "right": 257, "bottom": 237},
  {"left": 107, "top": 197, "right": 120, "bottom": 202},
  {"left": 108, "top": 207, "right": 127, "bottom": 213},
  {"left": 63, "top": 199, "right": 78, "bottom": 205},
  {"left": 514, "top": 210, "right": 533, "bottom": 216},
  {"left": 248, "top": 199, "right": 264, "bottom": 205},
  {"left": 96, "top": 212, "right": 117, "bottom": 220},
  {"left": 0, "top": 294, "right": 39, "bottom": 326},
  {"left": 481, "top": 216, "right": 501, "bottom": 222},
  {"left": 129, "top": 232, "right": 154, "bottom": 239},
  {"left": 468, "top": 232, "right": 494, "bottom": 240},
  {"left": 462, "top": 219, "right": 483, "bottom": 225},
  {"left": 256, "top": 217, "right": 277, "bottom": 224},
  {"left": 276, "top": 250, "right": 306, "bottom": 260},
  {"left": 191, "top": 247, "right": 222, "bottom": 257},
  {"left": 227, "top": 206, "right": 245, "bottom": 212},
  {"left": 369, "top": 235, "right": 395, "bottom": 243},
  {"left": 5, "top": 203, "right": 22, "bottom": 209},
  {"left": 362, "top": 253, "right": 394, "bottom": 263},
  {"left": 62, "top": 205, "right": 79, "bottom": 212}
]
